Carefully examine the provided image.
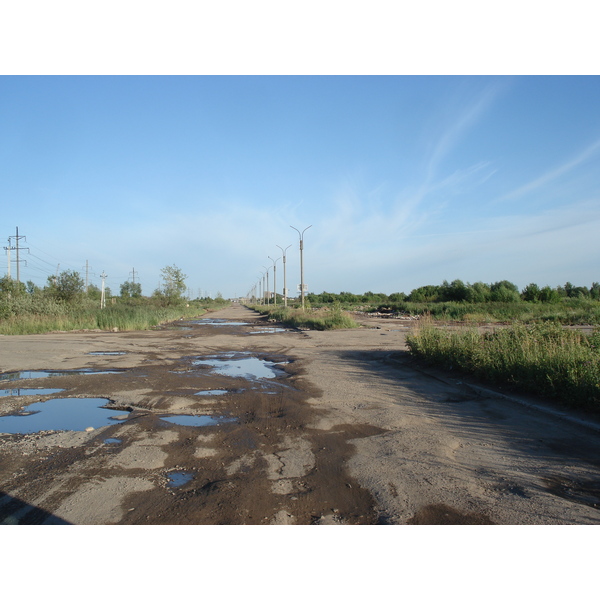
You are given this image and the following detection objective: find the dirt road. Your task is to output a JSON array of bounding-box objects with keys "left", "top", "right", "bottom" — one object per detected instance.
[{"left": 1, "top": 304, "right": 599, "bottom": 524}]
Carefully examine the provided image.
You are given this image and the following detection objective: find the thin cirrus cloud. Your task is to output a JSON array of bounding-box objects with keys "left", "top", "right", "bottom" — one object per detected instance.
[{"left": 497, "top": 137, "right": 600, "bottom": 203}]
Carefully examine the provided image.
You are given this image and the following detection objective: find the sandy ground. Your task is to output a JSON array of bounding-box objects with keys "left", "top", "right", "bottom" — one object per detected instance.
[{"left": 1, "top": 304, "right": 599, "bottom": 525}]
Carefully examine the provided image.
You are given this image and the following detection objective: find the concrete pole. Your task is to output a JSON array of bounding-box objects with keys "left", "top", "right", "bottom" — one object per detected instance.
[
  {"left": 277, "top": 245, "right": 291, "bottom": 307},
  {"left": 268, "top": 256, "right": 280, "bottom": 305},
  {"left": 291, "top": 225, "right": 312, "bottom": 310}
]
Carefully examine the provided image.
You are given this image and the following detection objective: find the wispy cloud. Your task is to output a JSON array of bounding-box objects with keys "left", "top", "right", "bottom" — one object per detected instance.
[{"left": 497, "top": 137, "right": 600, "bottom": 202}]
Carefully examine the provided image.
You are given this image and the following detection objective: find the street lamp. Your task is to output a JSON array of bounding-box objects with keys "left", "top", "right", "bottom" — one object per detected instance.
[
  {"left": 268, "top": 255, "right": 280, "bottom": 305},
  {"left": 277, "top": 244, "right": 292, "bottom": 307},
  {"left": 291, "top": 225, "right": 312, "bottom": 310},
  {"left": 262, "top": 265, "right": 270, "bottom": 305}
]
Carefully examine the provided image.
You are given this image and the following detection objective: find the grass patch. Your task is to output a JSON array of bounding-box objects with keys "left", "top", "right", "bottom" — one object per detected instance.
[
  {"left": 251, "top": 303, "right": 358, "bottom": 330},
  {"left": 406, "top": 321, "right": 600, "bottom": 412},
  {"left": 0, "top": 303, "right": 208, "bottom": 335}
]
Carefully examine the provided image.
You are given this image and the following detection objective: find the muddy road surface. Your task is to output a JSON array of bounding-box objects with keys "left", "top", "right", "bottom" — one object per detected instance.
[{"left": 1, "top": 304, "right": 600, "bottom": 525}]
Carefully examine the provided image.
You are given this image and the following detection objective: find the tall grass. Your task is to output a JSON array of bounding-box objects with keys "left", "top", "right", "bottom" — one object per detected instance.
[
  {"left": 252, "top": 303, "right": 358, "bottom": 330},
  {"left": 406, "top": 321, "right": 600, "bottom": 411},
  {"left": 0, "top": 303, "right": 207, "bottom": 335}
]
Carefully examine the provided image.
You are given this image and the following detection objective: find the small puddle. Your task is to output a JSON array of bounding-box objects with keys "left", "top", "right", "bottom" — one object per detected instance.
[
  {"left": 0, "top": 397, "right": 132, "bottom": 434},
  {"left": 159, "top": 414, "right": 236, "bottom": 427},
  {"left": 0, "top": 369, "right": 123, "bottom": 381},
  {"left": 0, "top": 388, "right": 65, "bottom": 397},
  {"left": 87, "top": 351, "right": 127, "bottom": 355},
  {"left": 189, "top": 319, "right": 251, "bottom": 326},
  {"left": 191, "top": 353, "right": 286, "bottom": 380},
  {"left": 166, "top": 471, "right": 194, "bottom": 488},
  {"left": 195, "top": 389, "right": 229, "bottom": 396},
  {"left": 104, "top": 438, "right": 122, "bottom": 444},
  {"left": 249, "top": 328, "right": 287, "bottom": 334}
]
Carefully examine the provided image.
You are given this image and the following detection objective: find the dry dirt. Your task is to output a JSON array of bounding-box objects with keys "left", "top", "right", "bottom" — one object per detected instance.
[{"left": 1, "top": 304, "right": 600, "bottom": 525}]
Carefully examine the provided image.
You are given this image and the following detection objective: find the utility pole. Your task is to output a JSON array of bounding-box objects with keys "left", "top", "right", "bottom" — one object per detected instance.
[
  {"left": 277, "top": 244, "right": 292, "bottom": 307},
  {"left": 268, "top": 256, "right": 280, "bottom": 305},
  {"left": 83, "top": 260, "right": 92, "bottom": 294},
  {"left": 291, "top": 225, "right": 312, "bottom": 310},
  {"left": 130, "top": 267, "right": 137, "bottom": 284},
  {"left": 100, "top": 271, "right": 107, "bottom": 309},
  {"left": 4, "top": 239, "right": 15, "bottom": 278},
  {"left": 6, "top": 227, "right": 28, "bottom": 287},
  {"left": 262, "top": 266, "right": 270, "bottom": 305}
]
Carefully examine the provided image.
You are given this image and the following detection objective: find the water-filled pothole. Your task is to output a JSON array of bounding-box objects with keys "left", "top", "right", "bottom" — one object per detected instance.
[
  {"left": 191, "top": 353, "right": 286, "bottom": 380},
  {"left": 249, "top": 328, "right": 287, "bottom": 334},
  {"left": 189, "top": 319, "right": 251, "bottom": 326},
  {"left": 159, "top": 414, "right": 236, "bottom": 427},
  {"left": 166, "top": 471, "right": 194, "bottom": 488},
  {"left": 104, "top": 438, "right": 122, "bottom": 444},
  {"left": 0, "top": 369, "right": 124, "bottom": 381},
  {"left": 0, "top": 397, "right": 132, "bottom": 434},
  {"left": 195, "top": 389, "right": 229, "bottom": 396},
  {"left": 0, "top": 388, "right": 65, "bottom": 397}
]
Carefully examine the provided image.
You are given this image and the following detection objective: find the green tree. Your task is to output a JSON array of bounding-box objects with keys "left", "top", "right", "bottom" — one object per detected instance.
[
  {"left": 46, "top": 270, "right": 84, "bottom": 303},
  {"left": 120, "top": 281, "right": 142, "bottom": 298},
  {"left": 156, "top": 264, "right": 187, "bottom": 304},
  {"left": 0, "top": 275, "right": 26, "bottom": 297}
]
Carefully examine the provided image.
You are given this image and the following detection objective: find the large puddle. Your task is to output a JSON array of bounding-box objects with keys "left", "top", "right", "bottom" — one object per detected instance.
[
  {"left": 188, "top": 319, "right": 251, "bottom": 326},
  {"left": 0, "top": 369, "right": 123, "bottom": 381},
  {"left": 0, "top": 397, "right": 131, "bottom": 434},
  {"left": 191, "top": 353, "right": 286, "bottom": 380},
  {"left": 159, "top": 414, "right": 236, "bottom": 427}
]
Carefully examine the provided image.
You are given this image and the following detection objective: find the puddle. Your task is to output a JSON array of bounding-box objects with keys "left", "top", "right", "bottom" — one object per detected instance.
[
  {"left": 166, "top": 471, "right": 194, "bottom": 488},
  {"left": 104, "top": 438, "right": 122, "bottom": 444},
  {"left": 195, "top": 389, "right": 229, "bottom": 396},
  {"left": 0, "top": 388, "right": 64, "bottom": 397},
  {"left": 87, "top": 351, "right": 127, "bottom": 355},
  {"left": 191, "top": 353, "right": 286, "bottom": 380},
  {"left": 249, "top": 328, "right": 287, "bottom": 334},
  {"left": 0, "top": 397, "right": 132, "bottom": 434},
  {"left": 0, "top": 369, "right": 124, "bottom": 381},
  {"left": 189, "top": 319, "right": 251, "bottom": 326},
  {"left": 159, "top": 414, "right": 236, "bottom": 427}
]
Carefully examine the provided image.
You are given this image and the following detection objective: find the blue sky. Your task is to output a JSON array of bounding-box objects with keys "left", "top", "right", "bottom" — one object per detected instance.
[{"left": 1, "top": 75, "right": 599, "bottom": 299}]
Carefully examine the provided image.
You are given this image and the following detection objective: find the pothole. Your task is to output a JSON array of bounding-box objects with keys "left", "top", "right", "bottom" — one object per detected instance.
[
  {"left": 166, "top": 470, "right": 194, "bottom": 488},
  {"left": 159, "top": 414, "right": 237, "bottom": 427},
  {"left": 190, "top": 352, "right": 287, "bottom": 380},
  {"left": 188, "top": 319, "right": 251, "bottom": 326},
  {"left": 0, "top": 369, "right": 124, "bottom": 381},
  {"left": 544, "top": 476, "right": 600, "bottom": 510},
  {"left": 0, "top": 397, "right": 132, "bottom": 434},
  {"left": 195, "top": 389, "right": 229, "bottom": 396}
]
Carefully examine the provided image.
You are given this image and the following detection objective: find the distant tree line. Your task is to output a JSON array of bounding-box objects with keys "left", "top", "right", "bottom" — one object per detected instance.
[{"left": 306, "top": 280, "right": 600, "bottom": 305}]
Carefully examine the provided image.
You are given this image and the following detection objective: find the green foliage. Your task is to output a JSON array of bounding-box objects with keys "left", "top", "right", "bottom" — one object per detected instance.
[
  {"left": 252, "top": 304, "right": 358, "bottom": 330},
  {"left": 46, "top": 270, "right": 85, "bottom": 303},
  {"left": 155, "top": 264, "right": 187, "bottom": 305},
  {"left": 120, "top": 280, "right": 142, "bottom": 298},
  {"left": 406, "top": 322, "right": 600, "bottom": 411}
]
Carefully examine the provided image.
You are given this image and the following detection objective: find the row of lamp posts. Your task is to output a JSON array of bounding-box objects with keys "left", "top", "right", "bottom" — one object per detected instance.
[{"left": 251, "top": 225, "right": 311, "bottom": 310}]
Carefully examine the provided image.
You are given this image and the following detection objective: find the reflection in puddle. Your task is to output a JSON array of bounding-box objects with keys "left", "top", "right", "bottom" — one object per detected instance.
[
  {"left": 0, "top": 369, "right": 123, "bottom": 381},
  {"left": 0, "top": 388, "right": 64, "bottom": 397},
  {"left": 192, "top": 353, "right": 285, "bottom": 380},
  {"left": 189, "top": 319, "right": 251, "bottom": 326},
  {"left": 195, "top": 389, "right": 229, "bottom": 396},
  {"left": 160, "top": 414, "right": 236, "bottom": 427},
  {"left": 166, "top": 471, "right": 194, "bottom": 488},
  {"left": 0, "top": 398, "right": 131, "bottom": 434}
]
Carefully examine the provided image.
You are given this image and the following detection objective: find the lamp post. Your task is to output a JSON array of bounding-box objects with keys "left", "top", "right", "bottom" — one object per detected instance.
[
  {"left": 268, "top": 255, "right": 280, "bottom": 305},
  {"left": 277, "top": 244, "right": 292, "bottom": 307},
  {"left": 291, "top": 225, "right": 312, "bottom": 310},
  {"left": 262, "top": 265, "right": 270, "bottom": 305}
]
